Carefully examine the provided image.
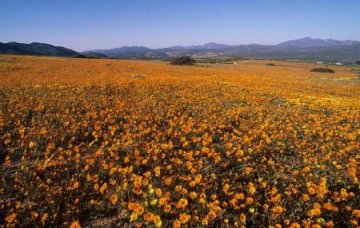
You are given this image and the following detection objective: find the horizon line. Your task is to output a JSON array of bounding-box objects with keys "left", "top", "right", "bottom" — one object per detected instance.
[{"left": 1, "top": 36, "right": 360, "bottom": 52}]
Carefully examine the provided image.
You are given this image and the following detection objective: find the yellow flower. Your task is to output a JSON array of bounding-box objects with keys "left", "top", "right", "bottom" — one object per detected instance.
[
  {"left": 153, "top": 215, "right": 162, "bottom": 227},
  {"left": 29, "top": 141, "right": 36, "bottom": 149},
  {"left": 154, "top": 166, "right": 161, "bottom": 177},
  {"left": 129, "top": 212, "right": 138, "bottom": 222},
  {"left": 201, "top": 218, "right": 208, "bottom": 225},
  {"left": 150, "top": 198, "right": 158, "bottom": 206},
  {"left": 223, "top": 183, "right": 230, "bottom": 193},
  {"left": 248, "top": 182, "right": 256, "bottom": 195}
]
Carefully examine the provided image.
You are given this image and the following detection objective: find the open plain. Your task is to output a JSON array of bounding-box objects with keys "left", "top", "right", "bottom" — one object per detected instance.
[{"left": 1, "top": 55, "right": 359, "bottom": 227}]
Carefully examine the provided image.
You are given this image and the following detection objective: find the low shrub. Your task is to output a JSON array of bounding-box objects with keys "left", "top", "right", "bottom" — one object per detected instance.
[
  {"left": 170, "top": 56, "right": 195, "bottom": 65},
  {"left": 310, "top": 67, "right": 335, "bottom": 73},
  {"left": 73, "top": 54, "right": 92, "bottom": 59}
]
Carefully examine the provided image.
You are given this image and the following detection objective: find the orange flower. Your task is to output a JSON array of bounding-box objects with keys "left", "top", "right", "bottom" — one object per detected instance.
[
  {"left": 271, "top": 205, "right": 285, "bottom": 217},
  {"left": 308, "top": 203, "right": 321, "bottom": 217},
  {"left": 5, "top": 212, "right": 16, "bottom": 224},
  {"left": 72, "top": 181, "right": 80, "bottom": 190},
  {"left": 173, "top": 219, "right": 181, "bottom": 228},
  {"left": 323, "top": 202, "right": 338, "bottom": 212},
  {"left": 179, "top": 213, "right": 191, "bottom": 224},
  {"left": 143, "top": 212, "right": 154, "bottom": 222},
  {"left": 353, "top": 209, "right": 360, "bottom": 218},
  {"left": 128, "top": 202, "right": 144, "bottom": 215},
  {"left": 189, "top": 191, "right": 198, "bottom": 200},
  {"left": 109, "top": 194, "right": 118, "bottom": 205},
  {"left": 240, "top": 213, "right": 246, "bottom": 224},
  {"left": 208, "top": 210, "right": 217, "bottom": 221},
  {"left": 155, "top": 188, "right": 163, "bottom": 197},
  {"left": 176, "top": 198, "right": 188, "bottom": 209},
  {"left": 70, "top": 220, "right": 81, "bottom": 228},
  {"left": 41, "top": 213, "right": 48, "bottom": 224},
  {"left": 164, "top": 204, "right": 171, "bottom": 213},
  {"left": 29, "top": 141, "right": 36, "bottom": 149},
  {"left": 134, "top": 204, "right": 144, "bottom": 215},
  {"left": 99, "top": 183, "right": 108, "bottom": 194},
  {"left": 290, "top": 223, "right": 301, "bottom": 228}
]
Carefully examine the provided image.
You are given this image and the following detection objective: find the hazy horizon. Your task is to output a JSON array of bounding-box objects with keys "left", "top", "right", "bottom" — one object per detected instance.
[{"left": 1, "top": 0, "right": 360, "bottom": 51}]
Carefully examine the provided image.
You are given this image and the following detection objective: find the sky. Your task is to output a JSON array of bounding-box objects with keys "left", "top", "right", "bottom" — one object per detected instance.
[{"left": 1, "top": 0, "right": 360, "bottom": 51}]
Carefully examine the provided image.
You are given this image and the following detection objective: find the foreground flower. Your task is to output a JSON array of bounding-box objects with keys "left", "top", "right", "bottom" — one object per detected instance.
[{"left": 70, "top": 220, "right": 81, "bottom": 228}]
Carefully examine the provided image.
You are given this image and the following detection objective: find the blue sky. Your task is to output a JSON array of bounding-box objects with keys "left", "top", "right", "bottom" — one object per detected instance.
[{"left": 1, "top": 0, "right": 359, "bottom": 51}]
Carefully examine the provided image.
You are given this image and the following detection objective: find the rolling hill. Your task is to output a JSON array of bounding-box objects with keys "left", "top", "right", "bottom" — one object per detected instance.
[
  {"left": 0, "top": 42, "right": 78, "bottom": 57},
  {"left": 85, "top": 46, "right": 168, "bottom": 59}
]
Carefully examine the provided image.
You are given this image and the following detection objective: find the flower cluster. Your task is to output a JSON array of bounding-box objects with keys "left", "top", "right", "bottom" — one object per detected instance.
[{"left": 0, "top": 55, "right": 359, "bottom": 227}]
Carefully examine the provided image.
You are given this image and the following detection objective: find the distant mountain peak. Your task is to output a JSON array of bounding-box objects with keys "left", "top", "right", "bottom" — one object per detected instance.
[{"left": 277, "top": 37, "right": 360, "bottom": 48}]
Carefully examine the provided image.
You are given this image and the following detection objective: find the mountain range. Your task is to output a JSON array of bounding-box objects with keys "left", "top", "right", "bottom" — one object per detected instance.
[
  {"left": 85, "top": 37, "right": 360, "bottom": 62},
  {"left": 1, "top": 38, "right": 360, "bottom": 62}
]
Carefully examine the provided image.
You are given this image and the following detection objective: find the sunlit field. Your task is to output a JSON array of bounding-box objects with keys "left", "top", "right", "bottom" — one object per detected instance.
[{"left": 1, "top": 55, "right": 359, "bottom": 227}]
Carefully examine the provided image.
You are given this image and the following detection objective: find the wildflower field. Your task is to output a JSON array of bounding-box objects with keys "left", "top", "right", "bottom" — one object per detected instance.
[{"left": 0, "top": 55, "right": 359, "bottom": 227}]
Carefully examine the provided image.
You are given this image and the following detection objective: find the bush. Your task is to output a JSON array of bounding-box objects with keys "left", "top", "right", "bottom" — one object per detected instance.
[
  {"left": 266, "top": 63, "right": 276, "bottom": 66},
  {"left": 72, "top": 54, "right": 92, "bottom": 59},
  {"left": 356, "top": 61, "right": 360, "bottom": 65},
  {"left": 170, "top": 56, "right": 195, "bottom": 65},
  {"left": 310, "top": 67, "right": 335, "bottom": 73}
]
